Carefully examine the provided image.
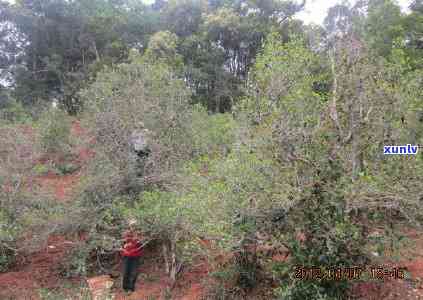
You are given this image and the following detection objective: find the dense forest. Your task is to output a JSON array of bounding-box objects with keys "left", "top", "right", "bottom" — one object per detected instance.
[{"left": 0, "top": 0, "right": 422, "bottom": 299}]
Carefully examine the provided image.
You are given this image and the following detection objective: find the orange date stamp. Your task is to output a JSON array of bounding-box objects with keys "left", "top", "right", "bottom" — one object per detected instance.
[
  {"left": 369, "top": 266, "right": 405, "bottom": 280},
  {"left": 294, "top": 266, "right": 405, "bottom": 281}
]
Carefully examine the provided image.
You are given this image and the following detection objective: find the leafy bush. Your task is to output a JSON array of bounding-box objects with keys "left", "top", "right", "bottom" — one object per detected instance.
[
  {"left": 56, "top": 162, "right": 80, "bottom": 175},
  {"left": 0, "top": 126, "right": 38, "bottom": 271},
  {"left": 0, "top": 209, "right": 18, "bottom": 272},
  {"left": 272, "top": 182, "right": 368, "bottom": 299},
  {"left": 79, "top": 51, "right": 193, "bottom": 196},
  {"left": 0, "top": 123, "right": 79, "bottom": 272},
  {"left": 231, "top": 31, "right": 371, "bottom": 299},
  {"left": 32, "top": 163, "right": 50, "bottom": 176},
  {"left": 118, "top": 190, "right": 197, "bottom": 284},
  {"left": 0, "top": 99, "right": 32, "bottom": 124},
  {"left": 59, "top": 219, "right": 122, "bottom": 278},
  {"left": 115, "top": 145, "right": 288, "bottom": 287},
  {"left": 191, "top": 104, "right": 237, "bottom": 156},
  {"left": 67, "top": 28, "right": 422, "bottom": 300},
  {"left": 76, "top": 50, "right": 243, "bottom": 285},
  {"left": 37, "top": 108, "right": 73, "bottom": 155}
]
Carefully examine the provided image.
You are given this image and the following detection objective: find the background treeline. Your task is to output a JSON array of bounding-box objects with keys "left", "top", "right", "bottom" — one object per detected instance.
[
  {"left": 0, "top": 0, "right": 307, "bottom": 114},
  {"left": 1, "top": 0, "right": 423, "bottom": 299}
]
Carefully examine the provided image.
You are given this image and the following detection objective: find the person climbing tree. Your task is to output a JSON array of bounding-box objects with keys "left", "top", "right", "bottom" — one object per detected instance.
[
  {"left": 121, "top": 219, "right": 143, "bottom": 294},
  {"left": 130, "top": 121, "right": 152, "bottom": 177}
]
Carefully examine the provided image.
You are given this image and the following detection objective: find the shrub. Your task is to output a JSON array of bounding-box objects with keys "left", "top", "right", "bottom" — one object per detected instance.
[
  {"left": 272, "top": 182, "right": 368, "bottom": 299},
  {"left": 32, "top": 163, "right": 50, "bottom": 176},
  {"left": 56, "top": 162, "right": 80, "bottom": 175},
  {"left": 79, "top": 51, "right": 193, "bottom": 196},
  {"left": 191, "top": 104, "right": 237, "bottom": 156},
  {"left": 0, "top": 209, "right": 18, "bottom": 272},
  {"left": 0, "top": 123, "right": 77, "bottom": 272},
  {"left": 0, "top": 99, "right": 32, "bottom": 124},
  {"left": 58, "top": 205, "right": 124, "bottom": 278},
  {"left": 0, "top": 125, "right": 38, "bottom": 271},
  {"left": 118, "top": 190, "right": 196, "bottom": 285},
  {"left": 37, "top": 108, "right": 73, "bottom": 156}
]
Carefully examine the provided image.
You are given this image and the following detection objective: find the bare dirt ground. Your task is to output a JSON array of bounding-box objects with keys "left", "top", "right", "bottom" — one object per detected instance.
[
  {"left": 351, "top": 228, "right": 423, "bottom": 300},
  {"left": 112, "top": 255, "right": 208, "bottom": 300}
]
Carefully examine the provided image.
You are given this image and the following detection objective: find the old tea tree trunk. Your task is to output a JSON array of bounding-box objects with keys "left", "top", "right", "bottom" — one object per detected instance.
[{"left": 162, "top": 233, "right": 183, "bottom": 287}]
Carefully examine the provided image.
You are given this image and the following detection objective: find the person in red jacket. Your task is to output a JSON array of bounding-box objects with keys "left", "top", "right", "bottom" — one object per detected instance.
[{"left": 121, "top": 220, "right": 143, "bottom": 293}]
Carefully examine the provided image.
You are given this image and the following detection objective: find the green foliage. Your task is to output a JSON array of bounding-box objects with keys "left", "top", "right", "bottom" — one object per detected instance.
[
  {"left": 129, "top": 190, "right": 192, "bottom": 237},
  {"left": 32, "top": 163, "right": 50, "bottom": 176},
  {"left": 1, "top": 0, "right": 308, "bottom": 113},
  {"left": 162, "top": 0, "right": 205, "bottom": 37},
  {"left": 62, "top": 242, "right": 92, "bottom": 277},
  {"left": 274, "top": 282, "right": 340, "bottom": 300},
  {"left": 364, "top": 0, "right": 405, "bottom": 58},
  {"left": 0, "top": 248, "right": 15, "bottom": 273},
  {"left": 144, "top": 31, "right": 183, "bottom": 70},
  {"left": 37, "top": 108, "right": 73, "bottom": 155},
  {"left": 0, "top": 189, "right": 69, "bottom": 272},
  {"left": 79, "top": 50, "right": 193, "bottom": 203},
  {"left": 402, "top": 1, "right": 423, "bottom": 69},
  {"left": 180, "top": 150, "right": 284, "bottom": 247},
  {"left": 234, "top": 28, "right": 383, "bottom": 299},
  {"left": 274, "top": 184, "right": 368, "bottom": 299},
  {"left": 60, "top": 220, "right": 122, "bottom": 277},
  {"left": 191, "top": 105, "right": 237, "bottom": 156},
  {"left": 0, "top": 99, "right": 32, "bottom": 124},
  {"left": 1, "top": 0, "right": 158, "bottom": 113},
  {"left": 0, "top": 209, "right": 18, "bottom": 272},
  {"left": 56, "top": 163, "right": 80, "bottom": 175},
  {"left": 0, "top": 126, "right": 38, "bottom": 272},
  {"left": 240, "top": 32, "right": 323, "bottom": 128},
  {"left": 1, "top": 2, "right": 422, "bottom": 299},
  {"left": 32, "top": 161, "right": 80, "bottom": 176}
]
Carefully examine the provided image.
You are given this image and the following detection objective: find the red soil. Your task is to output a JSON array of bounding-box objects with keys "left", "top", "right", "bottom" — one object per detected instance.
[
  {"left": 113, "top": 255, "right": 208, "bottom": 300},
  {"left": 174, "top": 258, "right": 209, "bottom": 300},
  {"left": 36, "top": 171, "right": 81, "bottom": 201},
  {"left": 351, "top": 228, "right": 423, "bottom": 300},
  {"left": 0, "top": 235, "right": 85, "bottom": 300},
  {"left": 352, "top": 277, "right": 423, "bottom": 300},
  {"left": 405, "top": 259, "right": 423, "bottom": 279},
  {"left": 34, "top": 121, "right": 94, "bottom": 201},
  {"left": 0, "top": 121, "right": 90, "bottom": 299}
]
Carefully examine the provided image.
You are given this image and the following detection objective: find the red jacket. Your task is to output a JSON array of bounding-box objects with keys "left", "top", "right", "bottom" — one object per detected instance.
[
  {"left": 121, "top": 233, "right": 143, "bottom": 257},
  {"left": 121, "top": 239, "right": 142, "bottom": 257}
]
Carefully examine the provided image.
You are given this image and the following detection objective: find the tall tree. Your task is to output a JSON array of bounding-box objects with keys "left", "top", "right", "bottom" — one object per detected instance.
[
  {"left": 364, "top": 0, "right": 404, "bottom": 58},
  {"left": 403, "top": 0, "right": 423, "bottom": 69},
  {"left": 1, "top": 0, "right": 155, "bottom": 114}
]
